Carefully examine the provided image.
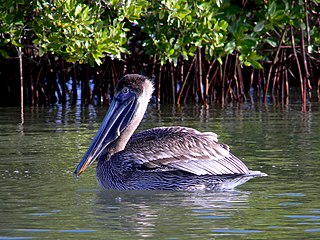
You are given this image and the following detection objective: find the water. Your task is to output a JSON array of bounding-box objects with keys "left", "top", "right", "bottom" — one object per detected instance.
[{"left": 0, "top": 103, "right": 320, "bottom": 239}]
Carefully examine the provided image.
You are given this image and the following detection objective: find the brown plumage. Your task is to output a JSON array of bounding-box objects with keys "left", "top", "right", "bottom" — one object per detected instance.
[{"left": 75, "top": 74, "right": 267, "bottom": 190}]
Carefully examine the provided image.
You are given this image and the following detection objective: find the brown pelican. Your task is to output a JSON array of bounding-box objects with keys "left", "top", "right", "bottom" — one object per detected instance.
[{"left": 74, "top": 74, "right": 267, "bottom": 190}]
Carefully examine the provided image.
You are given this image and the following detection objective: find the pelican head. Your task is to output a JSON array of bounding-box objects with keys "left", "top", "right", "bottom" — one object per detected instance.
[{"left": 74, "top": 74, "right": 154, "bottom": 177}]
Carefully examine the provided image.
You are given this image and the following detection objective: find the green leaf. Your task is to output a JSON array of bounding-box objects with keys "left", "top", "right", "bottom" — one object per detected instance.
[
  {"left": 94, "top": 57, "right": 102, "bottom": 66},
  {"left": 265, "top": 39, "right": 277, "bottom": 47},
  {"left": 224, "top": 40, "right": 235, "bottom": 54},
  {"left": 11, "top": 39, "right": 23, "bottom": 48},
  {"left": 254, "top": 21, "right": 265, "bottom": 32},
  {"left": 249, "top": 51, "right": 262, "bottom": 61},
  {"left": 0, "top": 49, "right": 9, "bottom": 58},
  {"left": 159, "top": 10, "right": 165, "bottom": 20},
  {"left": 189, "top": 46, "right": 197, "bottom": 54},
  {"left": 250, "top": 60, "right": 263, "bottom": 69},
  {"left": 217, "top": 56, "right": 222, "bottom": 65},
  {"left": 67, "top": 56, "right": 79, "bottom": 63},
  {"left": 38, "top": 47, "right": 45, "bottom": 57},
  {"left": 268, "top": 1, "right": 277, "bottom": 17},
  {"left": 48, "top": 14, "right": 54, "bottom": 20},
  {"left": 239, "top": 51, "right": 263, "bottom": 69},
  {"left": 177, "top": 8, "right": 191, "bottom": 19}
]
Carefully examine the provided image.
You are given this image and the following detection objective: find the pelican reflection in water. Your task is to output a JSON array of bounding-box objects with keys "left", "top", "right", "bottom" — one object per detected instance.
[{"left": 74, "top": 74, "right": 267, "bottom": 190}]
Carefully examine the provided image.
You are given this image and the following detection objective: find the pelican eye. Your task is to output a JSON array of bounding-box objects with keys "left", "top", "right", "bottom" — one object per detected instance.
[{"left": 122, "top": 87, "right": 129, "bottom": 94}]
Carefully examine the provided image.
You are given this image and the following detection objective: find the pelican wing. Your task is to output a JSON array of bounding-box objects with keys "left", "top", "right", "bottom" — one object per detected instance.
[{"left": 126, "top": 126, "right": 249, "bottom": 175}]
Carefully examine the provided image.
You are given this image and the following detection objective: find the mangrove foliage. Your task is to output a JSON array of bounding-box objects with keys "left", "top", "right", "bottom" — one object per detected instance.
[{"left": 0, "top": 0, "right": 319, "bottom": 111}]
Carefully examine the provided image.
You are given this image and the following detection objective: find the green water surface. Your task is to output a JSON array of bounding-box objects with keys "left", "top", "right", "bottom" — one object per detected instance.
[{"left": 0, "top": 103, "right": 319, "bottom": 239}]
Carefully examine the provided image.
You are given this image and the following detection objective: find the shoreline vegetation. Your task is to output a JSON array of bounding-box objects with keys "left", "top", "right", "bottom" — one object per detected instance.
[{"left": 0, "top": 0, "right": 319, "bottom": 112}]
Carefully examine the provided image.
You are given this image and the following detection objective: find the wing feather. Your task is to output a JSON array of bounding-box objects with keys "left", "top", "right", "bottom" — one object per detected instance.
[{"left": 125, "top": 126, "right": 249, "bottom": 175}]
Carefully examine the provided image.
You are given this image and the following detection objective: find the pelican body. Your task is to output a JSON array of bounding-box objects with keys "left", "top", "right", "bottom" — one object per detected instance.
[{"left": 74, "top": 74, "right": 266, "bottom": 190}]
